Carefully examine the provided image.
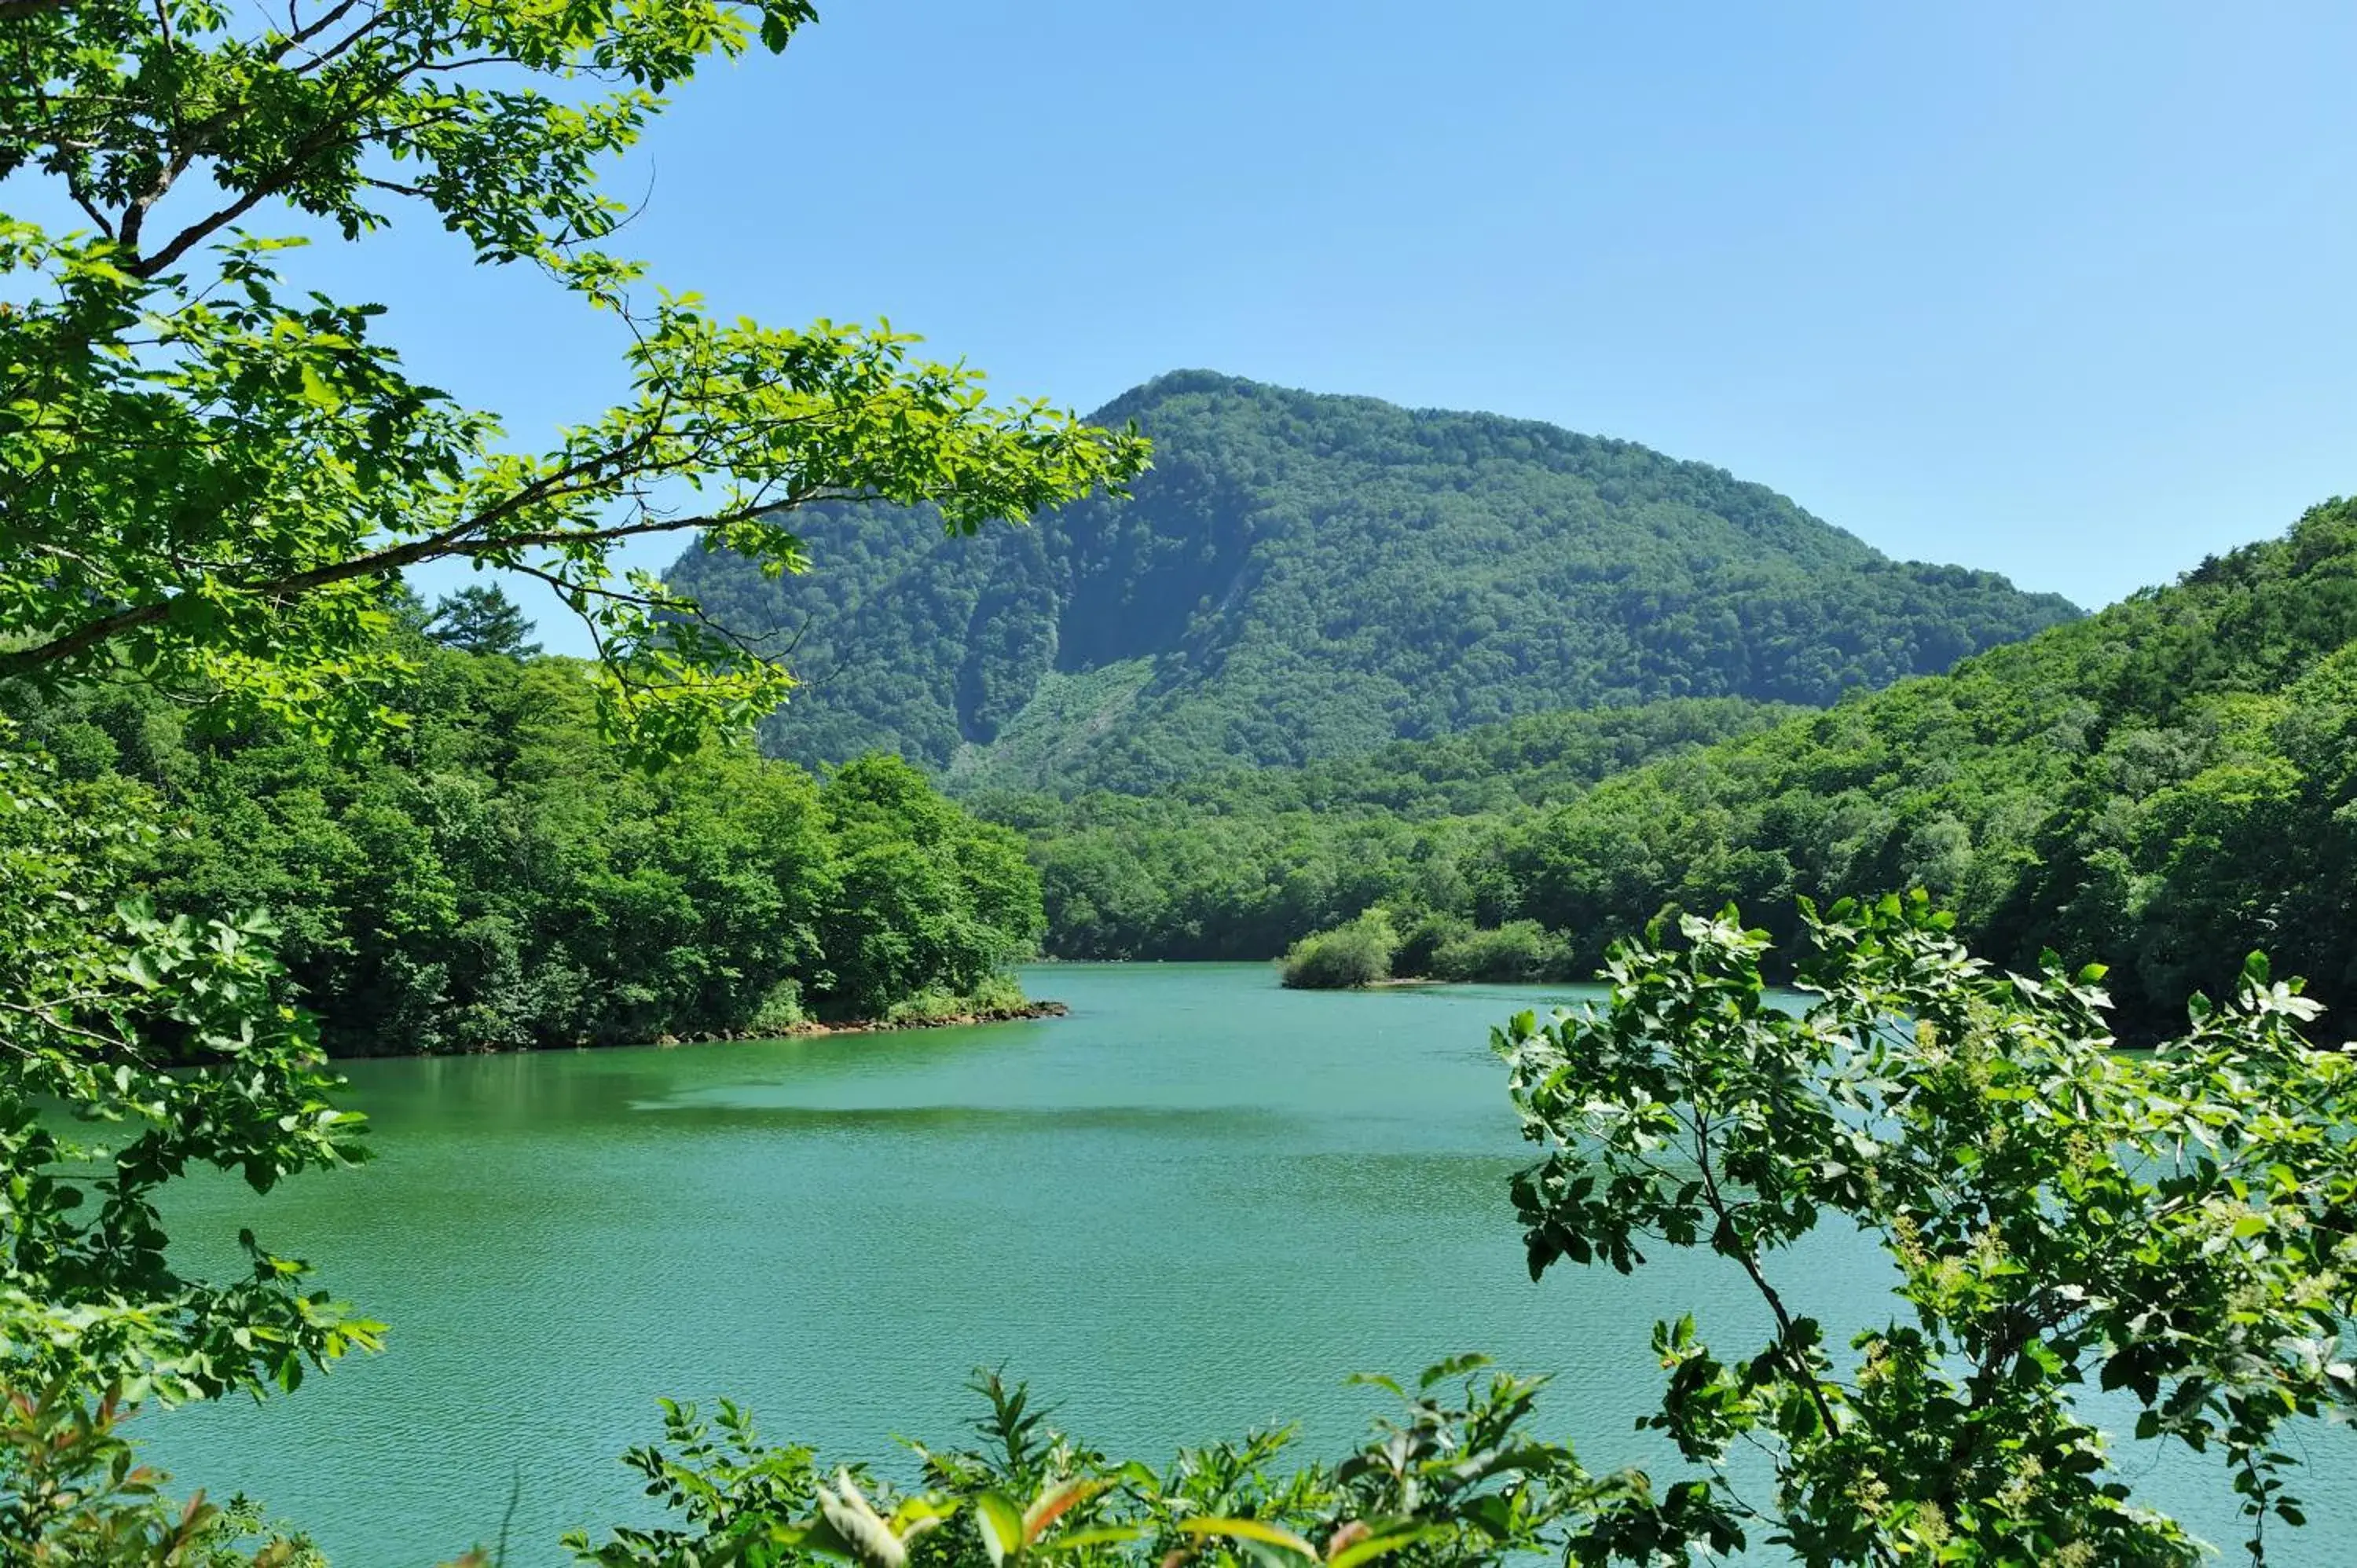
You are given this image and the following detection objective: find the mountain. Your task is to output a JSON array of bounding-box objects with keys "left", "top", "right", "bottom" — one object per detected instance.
[{"left": 668, "top": 371, "right": 2081, "bottom": 793}]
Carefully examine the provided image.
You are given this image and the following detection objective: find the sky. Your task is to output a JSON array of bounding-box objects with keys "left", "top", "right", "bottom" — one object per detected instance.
[{"left": 43, "top": 0, "right": 2357, "bottom": 648}]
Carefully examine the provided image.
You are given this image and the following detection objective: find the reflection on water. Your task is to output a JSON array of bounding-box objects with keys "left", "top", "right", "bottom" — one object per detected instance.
[{"left": 148, "top": 965, "right": 2354, "bottom": 1566}]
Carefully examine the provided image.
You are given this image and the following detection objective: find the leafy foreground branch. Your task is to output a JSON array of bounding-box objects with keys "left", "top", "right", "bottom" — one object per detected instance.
[
  {"left": 1501, "top": 894, "right": 2357, "bottom": 1566},
  {"left": 0, "top": 731, "right": 375, "bottom": 1409},
  {"left": 565, "top": 1360, "right": 1726, "bottom": 1568},
  {"left": 1, "top": 0, "right": 1148, "bottom": 760}
]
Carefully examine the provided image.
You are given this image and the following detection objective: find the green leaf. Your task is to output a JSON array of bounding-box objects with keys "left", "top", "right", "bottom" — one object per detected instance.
[
  {"left": 1329, "top": 1528, "right": 1446, "bottom": 1568},
  {"left": 1034, "top": 1526, "right": 1145, "bottom": 1555},
  {"left": 1417, "top": 1354, "right": 1492, "bottom": 1390},
  {"left": 298, "top": 363, "right": 341, "bottom": 410},
  {"left": 974, "top": 1491, "right": 1025, "bottom": 1566},
  {"left": 1178, "top": 1519, "right": 1318, "bottom": 1559}
]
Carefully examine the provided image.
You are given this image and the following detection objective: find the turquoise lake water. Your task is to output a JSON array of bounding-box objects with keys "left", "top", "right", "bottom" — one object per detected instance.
[{"left": 148, "top": 963, "right": 2355, "bottom": 1564}]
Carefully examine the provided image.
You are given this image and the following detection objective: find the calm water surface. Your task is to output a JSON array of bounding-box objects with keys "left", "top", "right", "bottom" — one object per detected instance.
[{"left": 151, "top": 965, "right": 2354, "bottom": 1565}]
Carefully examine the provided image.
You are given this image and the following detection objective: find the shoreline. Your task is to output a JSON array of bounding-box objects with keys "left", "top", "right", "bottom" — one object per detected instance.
[
  {"left": 325, "top": 998, "right": 1069, "bottom": 1061},
  {"left": 709, "top": 998, "right": 1070, "bottom": 1043}
]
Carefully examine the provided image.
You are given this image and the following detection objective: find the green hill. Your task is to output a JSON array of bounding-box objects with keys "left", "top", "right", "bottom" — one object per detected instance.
[
  {"left": 1497, "top": 499, "right": 2357, "bottom": 1033},
  {"left": 667, "top": 372, "right": 2080, "bottom": 793},
  {"left": 1000, "top": 500, "right": 2357, "bottom": 1037}
]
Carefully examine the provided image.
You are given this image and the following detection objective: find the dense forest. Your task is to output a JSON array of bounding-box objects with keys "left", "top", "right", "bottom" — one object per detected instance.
[
  {"left": 972, "top": 698, "right": 1795, "bottom": 959},
  {"left": 669, "top": 372, "right": 2080, "bottom": 793},
  {"left": 996, "top": 501, "right": 2357, "bottom": 1035},
  {"left": 2, "top": 594, "right": 1045, "bottom": 1056}
]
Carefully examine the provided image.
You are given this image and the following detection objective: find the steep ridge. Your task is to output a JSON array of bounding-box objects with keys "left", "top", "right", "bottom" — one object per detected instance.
[{"left": 668, "top": 372, "right": 2080, "bottom": 793}]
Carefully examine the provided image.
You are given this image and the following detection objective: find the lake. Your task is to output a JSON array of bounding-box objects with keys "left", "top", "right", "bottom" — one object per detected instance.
[{"left": 150, "top": 963, "right": 2355, "bottom": 1565}]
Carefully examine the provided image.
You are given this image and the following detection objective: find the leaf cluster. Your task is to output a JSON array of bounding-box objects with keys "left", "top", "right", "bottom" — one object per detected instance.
[
  {"left": 1499, "top": 892, "right": 2357, "bottom": 1563},
  {"left": 1, "top": 0, "right": 1146, "bottom": 762},
  {"left": 0, "top": 722, "right": 376, "bottom": 1405},
  {"left": 565, "top": 1360, "right": 1655, "bottom": 1568}
]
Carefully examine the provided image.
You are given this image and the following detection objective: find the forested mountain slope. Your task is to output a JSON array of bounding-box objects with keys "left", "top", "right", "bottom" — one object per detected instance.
[
  {"left": 1500, "top": 498, "right": 2357, "bottom": 1032},
  {"left": 669, "top": 372, "right": 2080, "bottom": 793},
  {"left": 1014, "top": 500, "right": 2357, "bottom": 1037}
]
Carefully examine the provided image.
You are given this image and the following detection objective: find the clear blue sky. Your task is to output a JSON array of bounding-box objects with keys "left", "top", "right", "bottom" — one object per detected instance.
[{"left": 197, "top": 2, "right": 2357, "bottom": 641}]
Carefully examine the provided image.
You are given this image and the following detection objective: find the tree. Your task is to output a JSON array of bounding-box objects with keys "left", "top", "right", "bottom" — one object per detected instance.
[
  {"left": 0, "top": 0, "right": 1143, "bottom": 1552},
  {"left": 0, "top": 739, "right": 377, "bottom": 1407},
  {"left": 814, "top": 755, "right": 1043, "bottom": 1019},
  {"left": 1278, "top": 909, "right": 1398, "bottom": 989},
  {"left": 0, "top": 0, "right": 1149, "bottom": 757},
  {"left": 1497, "top": 894, "right": 2357, "bottom": 1564},
  {"left": 426, "top": 584, "right": 542, "bottom": 660}
]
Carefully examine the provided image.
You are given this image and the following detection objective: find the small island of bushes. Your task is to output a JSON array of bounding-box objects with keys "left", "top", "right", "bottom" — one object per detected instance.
[{"left": 1277, "top": 908, "right": 1575, "bottom": 988}]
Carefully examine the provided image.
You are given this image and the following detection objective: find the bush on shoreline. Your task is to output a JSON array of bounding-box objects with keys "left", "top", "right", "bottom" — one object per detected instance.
[
  {"left": 1285, "top": 910, "right": 1573, "bottom": 987},
  {"left": 1428, "top": 918, "right": 1574, "bottom": 982},
  {"left": 1278, "top": 910, "right": 1398, "bottom": 988}
]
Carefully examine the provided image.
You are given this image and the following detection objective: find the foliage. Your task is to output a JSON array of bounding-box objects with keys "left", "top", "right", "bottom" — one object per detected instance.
[
  {"left": 1277, "top": 914, "right": 1572, "bottom": 987},
  {"left": 1493, "top": 499, "right": 2357, "bottom": 1035},
  {"left": 0, "top": 725, "right": 378, "bottom": 1404},
  {"left": 669, "top": 372, "right": 2077, "bottom": 792},
  {"left": 1001, "top": 501, "right": 2357, "bottom": 1036},
  {"left": 0, "top": 1386, "right": 325, "bottom": 1566},
  {"left": 881, "top": 973, "right": 1034, "bottom": 1028},
  {"left": 1424, "top": 921, "right": 1571, "bottom": 984},
  {"left": 815, "top": 757, "right": 1043, "bottom": 1021},
  {"left": 0, "top": 0, "right": 1147, "bottom": 761},
  {"left": 1278, "top": 911, "right": 1398, "bottom": 991},
  {"left": 5, "top": 634, "right": 1045, "bottom": 1054},
  {"left": 978, "top": 699, "right": 1795, "bottom": 961},
  {"left": 1, "top": 0, "right": 1134, "bottom": 1530},
  {"left": 564, "top": 1359, "right": 1679, "bottom": 1568},
  {"left": 1499, "top": 893, "right": 2357, "bottom": 1565}
]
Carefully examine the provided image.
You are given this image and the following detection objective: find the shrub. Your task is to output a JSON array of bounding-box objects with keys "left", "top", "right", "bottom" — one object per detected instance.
[
  {"left": 748, "top": 979, "right": 807, "bottom": 1035},
  {"left": 1428, "top": 920, "right": 1574, "bottom": 982},
  {"left": 1277, "top": 910, "right": 1398, "bottom": 989},
  {"left": 1393, "top": 910, "right": 1474, "bottom": 977}
]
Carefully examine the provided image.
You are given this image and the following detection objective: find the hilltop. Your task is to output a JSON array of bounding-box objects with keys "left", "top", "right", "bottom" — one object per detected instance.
[{"left": 667, "top": 372, "right": 2079, "bottom": 793}]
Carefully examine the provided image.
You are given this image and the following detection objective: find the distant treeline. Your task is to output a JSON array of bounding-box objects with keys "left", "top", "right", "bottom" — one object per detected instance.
[
  {"left": 5, "top": 606, "right": 1043, "bottom": 1055},
  {"left": 970, "top": 699, "right": 1794, "bottom": 961},
  {"left": 991, "top": 502, "right": 2357, "bottom": 1036},
  {"left": 24, "top": 497, "right": 2348, "bottom": 1052}
]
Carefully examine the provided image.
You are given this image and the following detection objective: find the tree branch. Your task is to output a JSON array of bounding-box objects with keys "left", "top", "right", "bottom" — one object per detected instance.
[
  {"left": 1688, "top": 1107, "right": 1851, "bottom": 1463},
  {"left": 0, "top": 484, "right": 802, "bottom": 681},
  {"left": 125, "top": 28, "right": 412, "bottom": 277}
]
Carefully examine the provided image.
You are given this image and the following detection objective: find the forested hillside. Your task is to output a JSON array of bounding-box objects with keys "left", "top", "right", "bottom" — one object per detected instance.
[
  {"left": 1504, "top": 499, "right": 2357, "bottom": 1032},
  {"left": 1002, "top": 500, "right": 2357, "bottom": 1035},
  {"left": 4, "top": 615, "right": 1044, "bottom": 1056},
  {"left": 669, "top": 372, "right": 2080, "bottom": 793},
  {"left": 975, "top": 698, "right": 1796, "bottom": 958}
]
